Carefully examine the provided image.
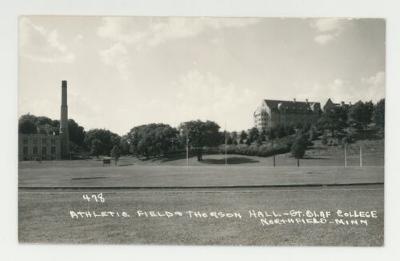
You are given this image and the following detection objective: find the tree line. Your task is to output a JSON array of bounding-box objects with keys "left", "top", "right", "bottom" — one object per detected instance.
[{"left": 18, "top": 98, "right": 384, "bottom": 161}]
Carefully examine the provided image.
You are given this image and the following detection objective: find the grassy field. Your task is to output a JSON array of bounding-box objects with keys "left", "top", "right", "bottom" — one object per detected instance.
[
  {"left": 19, "top": 138, "right": 384, "bottom": 188},
  {"left": 19, "top": 162, "right": 383, "bottom": 188},
  {"left": 19, "top": 185, "right": 384, "bottom": 246},
  {"left": 18, "top": 139, "right": 384, "bottom": 245}
]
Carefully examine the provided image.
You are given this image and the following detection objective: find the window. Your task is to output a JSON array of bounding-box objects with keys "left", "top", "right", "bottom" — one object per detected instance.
[
  {"left": 51, "top": 138, "right": 55, "bottom": 145},
  {"left": 33, "top": 146, "right": 38, "bottom": 155},
  {"left": 51, "top": 146, "right": 56, "bottom": 154},
  {"left": 23, "top": 146, "right": 28, "bottom": 155},
  {"left": 23, "top": 138, "right": 28, "bottom": 144},
  {"left": 42, "top": 147, "right": 47, "bottom": 155}
]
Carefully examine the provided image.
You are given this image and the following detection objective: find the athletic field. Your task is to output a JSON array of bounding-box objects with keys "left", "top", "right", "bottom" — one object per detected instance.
[{"left": 18, "top": 154, "right": 384, "bottom": 246}]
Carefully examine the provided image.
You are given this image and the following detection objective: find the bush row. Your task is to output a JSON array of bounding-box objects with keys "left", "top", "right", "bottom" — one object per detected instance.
[{"left": 204, "top": 136, "right": 294, "bottom": 157}]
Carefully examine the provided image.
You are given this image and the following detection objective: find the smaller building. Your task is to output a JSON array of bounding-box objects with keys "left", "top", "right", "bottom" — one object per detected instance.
[
  {"left": 19, "top": 80, "right": 70, "bottom": 161},
  {"left": 19, "top": 134, "right": 61, "bottom": 161},
  {"left": 323, "top": 98, "right": 350, "bottom": 112}
]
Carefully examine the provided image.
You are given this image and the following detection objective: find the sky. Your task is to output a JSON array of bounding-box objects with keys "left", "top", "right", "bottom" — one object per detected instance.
[{"left": 18, "top": 16, "right": 385, "bottom": 135}]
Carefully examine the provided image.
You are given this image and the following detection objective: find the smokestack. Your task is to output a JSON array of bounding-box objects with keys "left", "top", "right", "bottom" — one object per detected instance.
[
  {"left": 60, "top": 80, "right": 69, "bottom": 159},
  {"left": 61, "top": 80, "right": 67, "bottom": 105}
]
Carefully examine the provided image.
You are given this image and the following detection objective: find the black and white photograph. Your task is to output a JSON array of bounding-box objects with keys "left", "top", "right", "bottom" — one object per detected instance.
[{"left": 17, "top": 15, "right": 386, "bottom": 246}]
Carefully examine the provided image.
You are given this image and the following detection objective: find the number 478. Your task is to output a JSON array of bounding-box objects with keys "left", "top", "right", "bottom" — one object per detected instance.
[{"left": 82, "top": 193, "right": 105, "bottom": 203}]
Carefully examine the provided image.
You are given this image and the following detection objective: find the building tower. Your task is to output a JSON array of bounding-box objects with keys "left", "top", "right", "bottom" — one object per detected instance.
[{"left": 60, "top": 80, "right": 70, "bottom": 159}]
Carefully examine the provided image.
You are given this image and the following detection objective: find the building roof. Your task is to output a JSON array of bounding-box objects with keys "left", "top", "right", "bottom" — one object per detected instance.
[
  {"left": 323, "top": 98, "right": 349, "bottom": 111},
  {"left": 263, "top": 99, "right": 320, "bottom": 112}
]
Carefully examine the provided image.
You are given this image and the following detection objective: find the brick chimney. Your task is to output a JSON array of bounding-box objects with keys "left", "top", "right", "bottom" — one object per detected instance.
[{"left": 60, "top": 80, "right": 70, "bottom": 159}]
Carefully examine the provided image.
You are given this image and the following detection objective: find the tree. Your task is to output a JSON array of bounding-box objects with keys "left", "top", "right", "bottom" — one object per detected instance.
[
  {"left": 248, "top": 127, "right": 260, "bottom": 144},
  {"left": 36, "top": 116, "right": 53, "bottom": 126},
  {"left": 318, "top": 106, "right": 348, "bottom": 137},
  {"left": 301, "top": 122, "right": 312, "bottom": 133},
  {"left": 69, "top": 142, "right": 84, "bottom": 157},
  {"left": 226, "top": 133, "right": 233, "bottom": 145},
  {"left": 291, "top": 133, "right": 308, "bottom": 159},
  {"left": 178, "top": 120, "right": 221, "bottom": 161},
  {"left": 239, "top": 130, "right": 248, "bottom": 144},
  {"left": 68, "top": 119, "right": 86, "bottom": 148},
  {"left": 348, "top": 101, "right": 374, "bottom": 130},
  {"left": 321, "top": 133, "right": 328, "bottom": 145},
  {"left": 286, "top": 125, "right": 296, "bottom": 135},
  {"left": 266, "top": 128, "right": 276, "bottom": 140},
  {"left": 90, "top": 139, "right": 102, "bottom": 158},
  {"left": 51, "top": 120, "right": 60, "bottom": 135},
  {"left": 127, "top": 123, "right": 179, "bottom": 158},
  {"left": 119, "top": 135, "right": 131, "bottom": 155},
  {"left": 373, "top": 98, "right": 385, "bottom": 128},
  {"left": 231, "top": 131, "right": 238, "bottom": 145},
  {"left": 277, "top": 125, "right": 287, "bottom": 138},
  {"left": 18, "top": 114, "right": 37, "bottom": 134},
  {"left": 84, "top": 129, "right": 120, "bottom": 156},
  {"left": 110, "top": 145, "right": 121, "bottom": 165},
  {"left": 260, "top": 129, "right": 267, "bottom": 142},
  {"left": 308, "top": 125, "right": 317, "bottom": 141}
]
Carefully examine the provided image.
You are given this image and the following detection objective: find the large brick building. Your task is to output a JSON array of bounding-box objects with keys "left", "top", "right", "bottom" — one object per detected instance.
[
  {"left": 19, "top": 133, "right": 61, "bottom": 161},
  {"left": 18, "top": 80, "right": 70, "bottom": 161},
  {"left": 254, "top": 99, "right": 322, "bottom": 131}
]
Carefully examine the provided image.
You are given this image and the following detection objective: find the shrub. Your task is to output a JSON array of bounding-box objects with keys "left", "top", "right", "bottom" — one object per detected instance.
[
  {"left": 309, "top": 127, "right": 318, "bottom": 141},
  {"left": 321, "top": 133, "right": 328, "bottom": 145},
  {"left": 216, "top": 136, "right": 293, "bottom": 157},
  {"left": 291, "top": 134, "right": 308, "bottom": 159}
]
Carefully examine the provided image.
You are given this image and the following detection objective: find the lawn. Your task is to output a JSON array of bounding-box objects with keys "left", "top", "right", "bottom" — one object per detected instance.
[
  {"left": 18, "top": 140, "right": 384, "bottom": 246},
  {"left": 19, "top": 161, "right": 383, "bottom": 188},
  {"left": 19, "top": 185, "right": 384, "bottom": 245}
]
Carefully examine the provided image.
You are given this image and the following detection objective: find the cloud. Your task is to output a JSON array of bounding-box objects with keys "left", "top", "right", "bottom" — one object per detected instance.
[
  {"left": 323, "top": 78, "right": 366, "bottom": 103},
  {"left": 328, "top": 72, "right": 385, "bottom": 102},
  {"left": 310, "top": 18, "right": 349, "bottom": 45},
  {"left": 361, "top": 71, "right": 385, "bottom": 100},
  {"left": 312, "top": 18, "right": 345, "bottom": 32},
  {"left": 170, "top": 70, "right": 256, "bottom": 130},
  {"left": 74, "top": 34, "right": 84, "bottom": 42},
  {"left": 97, "top": 17, "right": 260, "bottom": 78},
  {"left": 314, "top": 34, "right": 335, "bottom": 45},
  {"left": 97, "top": 17, "right": 260, "bottom": 49},
  {"left": 362, "top": 71, "right": 385, "bottom": 88},
  {"left": 99, "top": 42, "right": 129, "bottom": 79},
  {"left": 301, "top": 71, "right": 385, "bottom": 105},
  {"left": 19, "top": 17, "right": 75, "bottom": 63},
  {"left": 97, "top": 17, "right": 147, "bottom": 46},
  {"left": 306, "top": 78, "right": 356, "bottom": 103}
]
